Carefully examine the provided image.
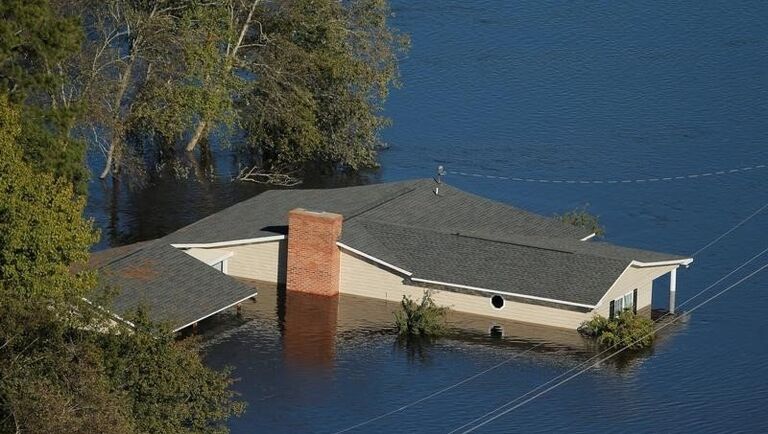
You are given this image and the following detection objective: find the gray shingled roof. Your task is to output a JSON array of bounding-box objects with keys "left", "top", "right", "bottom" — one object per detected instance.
[
  {"left": 340, "top": 218, "right": 686, "bottom": 306},
  {"left": 165, "top": 179, "right": 593, "bottom": 244},
  {"left": 91, "top": 242, "right": 257, "bottom": 331},
  {"left": 92, "top": 178, "right": 690, "bottom": 315}
]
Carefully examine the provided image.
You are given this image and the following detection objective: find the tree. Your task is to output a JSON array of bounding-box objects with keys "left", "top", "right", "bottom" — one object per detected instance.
[
  {"left": 132, "top": 0, "right": 408, "bottom": 177},
  {"left": 237, "top": 0, "right": 408, "bottom": 173},
  {"left": 0, "top": 0, "right": 88, "bottom": 191},
  {"left": 98, "top": 311, "right": 245, "bottom": 434},
  {"left": 0, "top": 96, "right": 244, "bottom": 433}
]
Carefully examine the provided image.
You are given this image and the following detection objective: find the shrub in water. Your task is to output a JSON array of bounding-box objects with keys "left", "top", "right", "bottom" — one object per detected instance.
[
  {"left": 556, "top": 204, "right": 605, "bottom": 237},
  {"left": 579, "top": 310, "right": 655, "bottom": 350},
  {"left": 393, "top": 291, "right": 448, "bottom": 337}
]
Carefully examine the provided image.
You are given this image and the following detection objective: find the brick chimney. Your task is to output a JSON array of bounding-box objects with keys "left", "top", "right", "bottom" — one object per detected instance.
[{"left": 286, "top": 208, "right": 343, "bottom": 296}]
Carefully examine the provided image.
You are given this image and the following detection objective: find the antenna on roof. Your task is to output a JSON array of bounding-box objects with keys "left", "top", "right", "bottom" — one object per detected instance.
[{"left": 434, "top": 165, "right": 446, "bottom": 195}]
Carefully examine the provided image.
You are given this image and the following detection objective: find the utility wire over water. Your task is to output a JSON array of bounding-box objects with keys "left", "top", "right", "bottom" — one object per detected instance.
[
  {"left": 449, "top": 247, "right": 768, "bottom": 433},
  {"left": 455, "top": 261, "right": 768, "bottom": 433},
  {"left": 447, "top": 163, "right": 767, "bottom": 185},
  {"left": 332, "top": 199, "right": 768, "bottom": 433},
  {"left": 331, "top": 343, "right": 545, "bottom": 434},
  {"left": 446, "top": 202, "right": 768, "bottom": 432}
]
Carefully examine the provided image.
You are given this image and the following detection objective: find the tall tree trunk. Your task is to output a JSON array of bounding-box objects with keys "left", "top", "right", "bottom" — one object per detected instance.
[
  {"left": 184, "top": 119, "right": 207, "bottom": 152},
  {"left": 99, "top": 54, "right": 136, "bottom": 179},
  {"left": 184, "top": 0, "right": 261, "bottom": 152}
]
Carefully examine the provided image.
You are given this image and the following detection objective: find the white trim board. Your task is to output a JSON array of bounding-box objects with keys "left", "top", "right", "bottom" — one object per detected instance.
[
  {"left": 171, "top": 235, "right": 286, "bottom": 249},
  {"left": 172, "top": 292, "right": 258, "bottom": 332},
  {"left": 580, "top": 233, "right": 597, "bottom": 241},
  {"left": 632, "top": 258, "right": 693, "bottom": 267},
  {"left": 336, "top": 242, "right": 413, "bottom": 276},
  {"left": 409, "top": 277, "right": 598, "bottom": 309},
  {"left": 184, "top": 249, "right": 234, "bottom": 266},
  {"left": 81, "top": 297, "right": 135, "bottom": 328}
]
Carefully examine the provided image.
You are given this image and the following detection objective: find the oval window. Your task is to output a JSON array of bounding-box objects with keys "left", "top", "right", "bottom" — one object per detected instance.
[{"left": 491, "top": 295, "right": 505, "bottom": 309}]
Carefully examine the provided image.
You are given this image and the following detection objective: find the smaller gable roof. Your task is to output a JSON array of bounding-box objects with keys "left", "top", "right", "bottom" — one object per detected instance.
[{"left": 90, "top": 241, "right": 257, "bottom": 331}]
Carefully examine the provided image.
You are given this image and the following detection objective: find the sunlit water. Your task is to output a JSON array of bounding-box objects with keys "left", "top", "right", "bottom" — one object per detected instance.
[{"left": 86, "top": 1, "right": 768, "bottom": 432}]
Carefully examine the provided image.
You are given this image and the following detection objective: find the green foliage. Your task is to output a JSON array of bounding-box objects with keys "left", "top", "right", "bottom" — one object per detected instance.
[
  {"left": 579, "top": 310, "right": 655, "bottom": 350},
  {"left": 239, "top": 0, "right": 408, "bottom": 172},
  {"left": 0, "top": 95, "right": 97, "bottom": 302},
  {"left": 0, "top": 99, "right": 244, "bottom": 433},
  {"left": 557, "top": 204, "right": 605, "bottom": 237},
  {"left": 394, "top": 291, "right": 448, "bottom": 337},
  {"left": 0, "top": 0, "right": 88, "bottom": 191},
  {"left": 2, "top": 0, "right": 407, "bottom": 184},
  {"left": 97, "top": 310, "right": 246, "bottom": 434}
]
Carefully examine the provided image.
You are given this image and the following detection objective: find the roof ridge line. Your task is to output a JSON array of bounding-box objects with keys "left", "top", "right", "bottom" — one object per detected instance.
[
  {"left": 352, "top": 217, "right": 581, "bottom": 255},
  {"left": 452, "top": 231, "right": 576, "bottom": 255},
  {"left": 343, "top": 181, "right": 430, "bottom": 222}
]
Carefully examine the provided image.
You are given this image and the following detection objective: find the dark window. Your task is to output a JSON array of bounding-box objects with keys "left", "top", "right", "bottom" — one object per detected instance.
[{"left": 491, "top": 295, "right": 505, "bottom": 309}]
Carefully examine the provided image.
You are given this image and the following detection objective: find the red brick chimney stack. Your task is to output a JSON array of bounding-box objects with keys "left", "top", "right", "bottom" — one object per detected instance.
[{"left": 286, "top": 208, "right": 343, "bottom": 296}]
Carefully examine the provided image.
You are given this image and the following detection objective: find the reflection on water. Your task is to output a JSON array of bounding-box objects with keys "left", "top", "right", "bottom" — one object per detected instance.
[
  {"left": 199, "top": 279, "right": 684, "bottom": 371},
  {"left": 282, "top": 290, "right": 339, "bottom": 369},
  {"left": 194, "top": 279, "right": 690, "bottom": 432}
]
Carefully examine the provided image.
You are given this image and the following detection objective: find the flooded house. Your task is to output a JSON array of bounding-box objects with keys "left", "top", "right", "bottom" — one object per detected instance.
[{"left": 90, "top": 179, "right": 692, "bottom": 331}]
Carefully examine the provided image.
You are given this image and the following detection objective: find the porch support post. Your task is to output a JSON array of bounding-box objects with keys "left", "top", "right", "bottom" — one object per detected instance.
[{"left": 669, "top": 268, "right": 677, "bottom": 314}]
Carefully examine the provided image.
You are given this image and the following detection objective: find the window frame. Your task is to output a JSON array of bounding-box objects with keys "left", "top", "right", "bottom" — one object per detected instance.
[{"left": 611, "top": 290, "right": 636, "bottom": 317}]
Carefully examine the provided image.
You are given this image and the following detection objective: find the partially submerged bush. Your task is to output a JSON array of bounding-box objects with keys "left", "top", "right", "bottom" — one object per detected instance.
[
  {"left": 579, "top": 310, "right": 655, "bottom": 350},
  {"left": 557, "top": 204, "right": 605, "bottom": 237},
  {"left": 394, "top": 291, "right": 448, "bottom": 337}
]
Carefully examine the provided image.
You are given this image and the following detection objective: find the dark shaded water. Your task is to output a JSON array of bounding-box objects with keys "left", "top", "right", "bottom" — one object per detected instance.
[{"left": 86, "top": 1, "right": 768, "bottom": 432}]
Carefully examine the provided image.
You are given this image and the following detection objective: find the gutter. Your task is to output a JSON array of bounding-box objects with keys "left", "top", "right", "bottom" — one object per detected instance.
[
  {"left": 171, "top": 235, "right": 286, "bottom": 249},
  {"left": 336, "top": 242, "right": 413, "bottom": 276},
  {"left": 409, "top": 277, "right": 598, "bottom": 309},
  {"left": 631, "top": 258, "right": 694, "bottom": 267},
  {"left": 172, "top": 292, "right": 258, "bottom": 333}
]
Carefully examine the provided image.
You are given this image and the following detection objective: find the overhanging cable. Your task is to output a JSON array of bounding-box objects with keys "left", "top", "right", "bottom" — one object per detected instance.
[{"left": 457, "top": 261, "right": 768, "bottom": 433}]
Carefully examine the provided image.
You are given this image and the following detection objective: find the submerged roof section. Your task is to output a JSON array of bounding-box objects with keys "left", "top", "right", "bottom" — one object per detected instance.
[{"left": 90, "top": 241, "right": 257, "bottom": 331}]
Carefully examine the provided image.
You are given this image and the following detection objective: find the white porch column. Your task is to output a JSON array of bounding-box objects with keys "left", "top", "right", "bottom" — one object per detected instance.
[{"left": 669, "top": 268, "right": 677, "bottom": 314}]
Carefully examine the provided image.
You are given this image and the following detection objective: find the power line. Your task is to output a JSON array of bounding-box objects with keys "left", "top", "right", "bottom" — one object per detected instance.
[
  {"left": 448, "top": 195, "right": 768, "bottom": 430},
  {"left": 333, "top": 195, "right": 765, "bottom": 433},
  {"left": 447, "top": 164, "right": 766, "bottom": 185},
  {"left": 447, "top": 202, "right": 768, "bottom": 433},
  {"left": 331, "top": 343, "right": 545, "bottom": 434},
  {"left": 691, "top": 201, "right": 768, "bottom": 257},
  {"left": 457, "top": 261, "right": 768, "bottom": 433},
  {"left": 447, "top": 244, "right": 768, "bottom": 434}
]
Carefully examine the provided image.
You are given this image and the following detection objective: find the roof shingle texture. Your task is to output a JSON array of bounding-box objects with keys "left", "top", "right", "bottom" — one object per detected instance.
[
  {"left": 93, "top": 179, "right": 689, "bottom": 316},
  {"left": 91, "top": 242, "right": 257, "bottom": 331}
]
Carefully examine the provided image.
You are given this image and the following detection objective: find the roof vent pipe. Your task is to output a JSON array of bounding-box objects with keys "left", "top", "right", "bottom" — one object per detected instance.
[{"left": 434, "top": 165, "right": 446, "bottom": 195}]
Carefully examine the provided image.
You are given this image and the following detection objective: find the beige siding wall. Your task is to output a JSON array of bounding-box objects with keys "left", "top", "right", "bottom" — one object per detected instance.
[
  {"left": 594, "top": 264, "right": 677, "bottom": 317},
  {"left": 339, "top": 250, "right": 591, "bottom": 329},
  {"left": 184, "top": 241, "right": 286, "bottom": 283}
]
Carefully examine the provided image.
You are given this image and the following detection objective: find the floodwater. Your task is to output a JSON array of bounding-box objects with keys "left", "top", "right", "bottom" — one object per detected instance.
[{"left": 86, "top": 1, "right": 768, "bottom": 432}]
